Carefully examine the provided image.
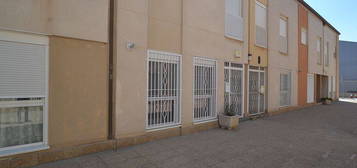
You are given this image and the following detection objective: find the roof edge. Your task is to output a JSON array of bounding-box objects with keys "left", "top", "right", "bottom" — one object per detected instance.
[{"left": 297, "top": 0, "right": 341, "bottom": 35}]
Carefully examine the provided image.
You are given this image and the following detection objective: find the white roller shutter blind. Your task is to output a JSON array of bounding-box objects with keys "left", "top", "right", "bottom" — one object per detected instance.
[
  {"left": 0, "top": 41, "right": 46, "bottom": 98},
  {"left": 279, "top": 18, "right": 288, "bottom": 53},
  {"left": 225, "top": 0, "right": 244, "bottom": 40},
  {"left": 255, "top": 2, "right": 267, "bottom": 48},
  {"left": 279, "top": 18, "right": 287, "bottom": 37}
]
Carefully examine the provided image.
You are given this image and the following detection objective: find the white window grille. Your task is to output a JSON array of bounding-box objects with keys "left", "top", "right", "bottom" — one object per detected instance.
[
  {"left": 225, "top": 0, "right": 244, "bottom": 40},
  {"left": 280, "top": 72, "right": 292, "bottom": 107},
  {"left": 255, "top": 1, "right": 267, "bottom": 48},
  {"left": 279, "top": 17, "right": 288, "bottom": 53},
  {"left": 147, "top": 50, "right": 181, "bottom": 129},
  {"left": 0, "top": 36, "right": 48, "bottom": 156},
  {"left": 193, "top": 58, "right": 217, "bottom": 122},
  {"left": 301, "top": 28, "right": 307, "bottom": 45},
  {"left": 224, "top": 63, "right": 244, "bottom": 117},
  {"left": 248, "top": 66, "right": 265, "bottom": 115}
]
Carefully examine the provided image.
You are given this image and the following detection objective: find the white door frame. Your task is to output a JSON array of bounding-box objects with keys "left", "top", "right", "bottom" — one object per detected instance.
[
  {"left": 224, "top": 63, "right": 245, "bottom": 118},
  {"left": 247, "top": 66, "right": 266, "bottom": 116}
]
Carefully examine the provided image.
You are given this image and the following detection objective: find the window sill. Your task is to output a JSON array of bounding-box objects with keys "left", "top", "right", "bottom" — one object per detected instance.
[
  {"left": 255, "top": 44, "right": 267, "bottom": 49},
  {"left": 0, "top": 143, "right": 49, "bottom": 157},
  {"left": 279, "top": 51, "right": 288, "bottom": 55},
  {"left": 225, "top": 34, "right": 244, "bottom": 43},
  {"left": 193, "top": 118, "right": 218, "bottom": 125}
]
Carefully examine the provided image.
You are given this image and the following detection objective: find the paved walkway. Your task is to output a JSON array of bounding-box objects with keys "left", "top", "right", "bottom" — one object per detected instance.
[{"left": 34, "top": 102, "right": 357, "bottom": 168}]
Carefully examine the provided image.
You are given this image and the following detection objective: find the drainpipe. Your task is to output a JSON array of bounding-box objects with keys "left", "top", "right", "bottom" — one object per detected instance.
[{"left": 108, "top": 0, "right": 116, "bottom": 140}]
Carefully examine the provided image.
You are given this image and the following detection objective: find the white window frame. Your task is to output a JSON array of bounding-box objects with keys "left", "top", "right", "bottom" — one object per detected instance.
[
  {"left": 247, "top": 66, "right": 266, "bottom": 115},
  {"left": 193, "top": 57, "right": 217, "bottom": 123},
  {"left": 325, "top": 41, "right": 330, "bottom": 66},
  {"left": 255, "top": 1, "right": 267, "bottom": 48},
  {"left": 225, "top": 0, "right": 244, "bottom": 41},
  {"left": 317, "top": 37, "right": 322, "bottom": 64},
  {"left": 280, "top": 71, "right": 292, "bottom": 107},
  {"left": 146, "top": 50, "right": 182, "bottom": 130},
  {"left": 279, "top": 16, "right": 288, "bottom": 54},
  {"left": 0, "top": 30, "right": 49, "bottom": 157},
  {"left": 279, "top": 17, "right": 287, "bottom": 38},
  {"left": 301, "top": 28, "right": 307, "bottom": 45}
]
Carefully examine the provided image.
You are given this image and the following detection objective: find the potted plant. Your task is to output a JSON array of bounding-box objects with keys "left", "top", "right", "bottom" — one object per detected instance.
[
  {"left": 218, "top": 104, "right": 239, "bottom": 130},
  {"left": 321, "top": 97, "right": 333, "bottom": 105}
]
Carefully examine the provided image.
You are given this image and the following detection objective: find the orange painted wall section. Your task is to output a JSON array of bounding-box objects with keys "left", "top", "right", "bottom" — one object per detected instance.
[{"left": 298, "top": 5, "right": 308, "bottom": 106}]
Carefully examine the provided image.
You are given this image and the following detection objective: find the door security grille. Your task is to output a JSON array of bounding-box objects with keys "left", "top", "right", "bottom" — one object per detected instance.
[
  {"left": 248, "top": 66, "right": 265, "bottom": 115},
  {"left": 224, "top": 63, "right": 244, "bottom": 117}
]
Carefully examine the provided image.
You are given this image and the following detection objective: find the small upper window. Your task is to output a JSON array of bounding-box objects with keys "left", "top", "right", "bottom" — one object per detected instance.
[
  {"left": 279, "top": 18, "right": 287, "bottom": 37},
  {"left": 301, "top": 28, "right": 307, "bottom": 45},
  {"left": 225, "top": 0, "right": 244, "bottom": 40},
  {"left": 279, "top": 17, "right": 288, "bottom": 53},
  {"left": 317, "top": 37, "right": 322, "bottom": 64}
]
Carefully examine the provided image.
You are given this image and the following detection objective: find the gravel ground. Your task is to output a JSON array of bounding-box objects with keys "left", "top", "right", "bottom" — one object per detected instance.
[{"left": 33, "top": 101, "right": 357, "bottom": 168}]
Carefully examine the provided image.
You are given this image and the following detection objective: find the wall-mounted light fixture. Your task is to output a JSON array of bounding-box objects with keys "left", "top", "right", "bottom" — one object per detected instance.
[{"left": 126, "top": 42, "right": 135, "bottom": 49}]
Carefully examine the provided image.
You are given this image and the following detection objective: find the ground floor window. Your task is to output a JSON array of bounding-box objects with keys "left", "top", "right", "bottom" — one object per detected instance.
[
  {"left": 147, "top": 50, "right": 181, "bottom": 129},
  {"left": 0, "top": 36, "right": 48, "bottom": 155},
  {"left": 280, "top": 71, "right": 292, "bottom": 107},
  {"left": 193, "top": 57, "right": 217, "bottom": 122},
  {"left": 224, "top": 62, "right": 244, "bottom": 117}
]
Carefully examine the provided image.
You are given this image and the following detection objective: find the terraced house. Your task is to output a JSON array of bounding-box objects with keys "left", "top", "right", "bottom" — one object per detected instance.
[{"left": 0, "top": 0, "right": 339, "bottom": 167}]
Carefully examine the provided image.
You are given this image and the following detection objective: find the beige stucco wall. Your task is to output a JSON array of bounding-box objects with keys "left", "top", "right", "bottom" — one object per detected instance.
[
  {"left": 182, "top": 0, "right": 249, "bottom": 123},
  {"left": 115, "top": 0, "right": 249, "bottom": 138},
  {"left": 323, "top": 26, "right": 339, "bottom": 98},
  {"left": 249, "top": 0, "right": 268, "bottom": 67},
  {"left": 49, "top": 36, "right": 109, "bottom": 148},
  {"left": 323, "top": 26, "right": 338, "bottom": 77},
  {"left": 267, "top": 0, "right": 299, "bottom": 112},
  {"left": 0, "top": 0, "right": 50, "bottom": 34},
  {"left": 115, "top": 0, "right": 149, "bottom": 138},
  {"left": 0, "top": 0, "right": 108, "bottom": 42},
  {"left": 49, "top": 0, "right": 109, "bottom": 42},
  {"left": 308, "top": 13, "right": 324, "bottom": 75},
  {"left": 148, "top": 0, "right": 182, "bottom": 53}
]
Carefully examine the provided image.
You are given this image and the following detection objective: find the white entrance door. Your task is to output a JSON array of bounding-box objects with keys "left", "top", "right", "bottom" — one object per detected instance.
[
  {"left": 248, "top": 66, "right": 265, "bottom": 115},
  {"left": 224, "top": 63, "right": 244, "bottom": 117},
  {"left": 307, "top": 74, "right": 315, "bottom": 103}
]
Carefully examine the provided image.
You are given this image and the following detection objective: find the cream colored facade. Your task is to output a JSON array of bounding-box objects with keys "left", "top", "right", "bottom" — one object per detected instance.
[
  {"left": 267, "top": 0, "right": 299, "bottom": 112},
  {"left": 308, "top": 13, "right": 324, "bottom": 75},
  {"left": 114, "top": 0, "right": 249, "bottom": 139},
  {"left": 0, "top": 0, "right": 110, "bottom": 159}
]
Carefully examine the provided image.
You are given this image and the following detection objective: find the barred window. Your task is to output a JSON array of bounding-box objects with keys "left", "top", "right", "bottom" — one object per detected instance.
[
  {"left": 193, "top": 58, "right": 217, "bottom": 122},
  {"left": 280, "top": 72, "right": 292, "bottom": 107},
  {"left": 147, "top": 50, "right": 181, "bottom": 129}
]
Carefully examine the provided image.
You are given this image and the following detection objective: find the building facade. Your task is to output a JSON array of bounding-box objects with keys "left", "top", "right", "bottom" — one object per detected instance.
[
  {"left": 339, "top": 41, "right": 357, "bottom": 97},
  {"left": 0, "top": 0, "right": 339, "bottom": 167}
]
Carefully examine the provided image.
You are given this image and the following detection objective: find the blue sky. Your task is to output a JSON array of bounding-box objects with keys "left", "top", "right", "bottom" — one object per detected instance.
[{"left": 304, "top": 0, "right": 357, "bottom": 42}]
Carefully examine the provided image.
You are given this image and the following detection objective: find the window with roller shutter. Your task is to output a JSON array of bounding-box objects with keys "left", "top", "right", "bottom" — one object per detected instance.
[
  {"left": 225, "top": 0, "right": 244, "bottom": 41},
  {"left": 255, "top": 1, "right": 267, "bottom": 48}
]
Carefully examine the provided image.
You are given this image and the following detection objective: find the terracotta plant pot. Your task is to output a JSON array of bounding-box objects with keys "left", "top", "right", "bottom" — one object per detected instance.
[{"left": 218, "top": 114, "right": 239, "bottom": 130}]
